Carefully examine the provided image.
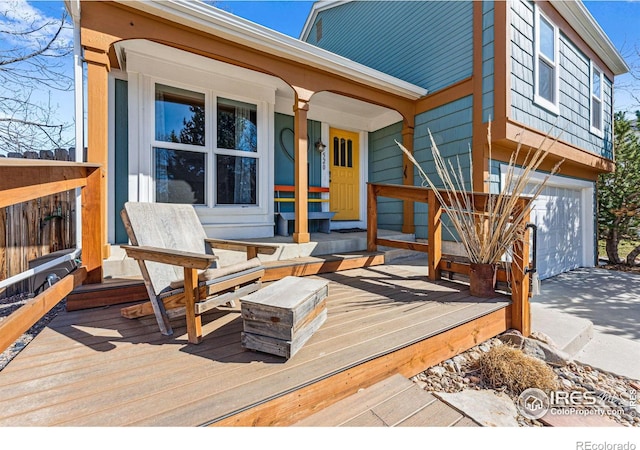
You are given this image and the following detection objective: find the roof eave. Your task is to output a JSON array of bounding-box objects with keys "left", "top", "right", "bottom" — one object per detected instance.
[
  {"left": 112, "top": 0, "right": 427, "bottom": 100},
  {"left": 552, "top": 1, "right": 629, "bottom": 76}
]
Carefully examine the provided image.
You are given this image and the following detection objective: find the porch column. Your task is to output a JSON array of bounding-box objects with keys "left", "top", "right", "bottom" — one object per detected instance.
[
  {"left": 293, "top": 91, "right": 311, "bottom": 244},
  {"left": 402, "top": 125, "right": 415, "bottom": 234},
  {"left": 84, "top": 48, "right": 110, "bottom": 274}
]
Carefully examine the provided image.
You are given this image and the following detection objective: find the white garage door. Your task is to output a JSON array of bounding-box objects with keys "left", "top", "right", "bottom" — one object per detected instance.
[
  {"left": 530, "top": 185, "right": 584, "bottom": 280},
  {"left": 506, "top": 166, "right": 595, "bottom": 280}
]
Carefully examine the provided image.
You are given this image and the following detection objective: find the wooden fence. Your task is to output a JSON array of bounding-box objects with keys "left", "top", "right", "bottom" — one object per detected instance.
[
  {"left": 366, "top": 182, "right": 532, "bottom": 336},
  {"left": 0, "top": 158, "right": 102, "bottom": 354},
  {"left": 1, "top": 191, "right": 76, "bottom": 297},
  {"left": 0, "top": 149, "right": 81, "bottom": 297}
]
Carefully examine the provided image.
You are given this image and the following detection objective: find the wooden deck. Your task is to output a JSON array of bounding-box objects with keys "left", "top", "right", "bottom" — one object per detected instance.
[{"left": 0, "top": 264, "right": 511, "bottom": 426}]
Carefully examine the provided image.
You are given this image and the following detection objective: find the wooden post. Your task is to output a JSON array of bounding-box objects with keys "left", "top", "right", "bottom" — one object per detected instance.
[
  {"left": 401, "top": 125, "right": 415, "bottom": 234},
  {"left": 367, "top": 183, "right": 378, "bottom": 252},
  {"left": 511, "top": 199, "right": 531, "bottom": 336},
  {"left": 427, "top": 189, "right": 442, "bottom": 281},
  {"left": 293, "top": 94, "right": 310, "bottom": 244},
  {"left": 184, "top": 267, "right": 203, "bottom": 344},
  {"left": 82, "top": 166, "right": 104, "bottom": 284},
  {"left": 85, "top": 49, "right": 110, "bottom": 261}
]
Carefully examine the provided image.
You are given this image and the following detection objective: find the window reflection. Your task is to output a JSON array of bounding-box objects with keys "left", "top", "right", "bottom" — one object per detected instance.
[
  {"left": 216, "top": 155, "right": 256, "bottom": 205},
  {"left": 155, "top": 84, "right": 205, "bottom": 146},
  {"left": 217, "top": 97, "right": 257, "bottom": 152},
  {"left": 155, "top": 148, "right": 206, "bottom": 205}
]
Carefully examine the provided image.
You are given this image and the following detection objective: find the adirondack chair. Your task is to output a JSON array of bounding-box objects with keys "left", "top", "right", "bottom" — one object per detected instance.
[{"left": 119, "top": 202, "right": 278, "bottom": 344}]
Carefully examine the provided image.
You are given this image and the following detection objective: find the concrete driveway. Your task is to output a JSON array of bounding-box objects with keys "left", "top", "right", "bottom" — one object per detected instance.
[
  {"left": 532, "top": 267, "right": 640, "bottom": 341},
  {"left": 531, "top": 267, "right": 640, "bottom": 380}
]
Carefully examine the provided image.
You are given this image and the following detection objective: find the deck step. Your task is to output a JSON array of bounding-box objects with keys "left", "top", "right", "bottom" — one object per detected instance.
[
  {"left": 262, "top": 251, "right": 385, "bottom": 281},
  {"left": 66, "top": 252, "right": 384, "bottom": 311},
  {"left": 292, "top": 374, "right": 479, "bottom": 427},
  {"left": 66, "top": 277, "right": 147, "bottom": 311}
]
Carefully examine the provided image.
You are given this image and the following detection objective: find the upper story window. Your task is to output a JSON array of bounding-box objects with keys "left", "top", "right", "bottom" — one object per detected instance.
[
  {"left": 590, "top": 63, "right": 604, "bottom": 136},
  {"left": 153, "top": 83, "right": 259, "bottom": 207},
  {"left": 534, "top": 7, "right": 559, "bottom": 114}
]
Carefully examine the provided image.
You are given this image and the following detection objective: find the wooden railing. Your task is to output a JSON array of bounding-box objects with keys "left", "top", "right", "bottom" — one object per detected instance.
[
  {"left": 0, "top": 159, "right": 103, "bottom": 353},
  {"left": 367, "top": 182, "right": 532, "bottom": 336}
]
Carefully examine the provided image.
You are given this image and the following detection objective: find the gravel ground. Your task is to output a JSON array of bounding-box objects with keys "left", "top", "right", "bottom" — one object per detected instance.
[
  {"left": 0, "top": 293, "right": 67, "bottom": 371},
  {"left": 411, "top": 334, "right": 640, "bottom": 427}
]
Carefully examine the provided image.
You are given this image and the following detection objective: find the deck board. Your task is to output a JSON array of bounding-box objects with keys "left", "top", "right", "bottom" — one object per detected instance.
[{"left": 0, "top": 264, "right": 509, "bottom": 426}]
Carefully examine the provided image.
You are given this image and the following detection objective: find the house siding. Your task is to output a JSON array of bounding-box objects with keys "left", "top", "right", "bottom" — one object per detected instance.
[
  {"left": 305, "top": 1, "right": 474, "bottom": 92},
  {"left": 368, "top": 122, "right": 404, "bottom": 232},
  {"left": 509, "top": 0, "right": 613, "bottom": 158},
  {"left": 273, "top": 113, "right": 324, "bottom": 231},
  {"left": 114, "top": 78, "right": 129, "bottom": 244},
  {"left": 413, "top": 96, "right": 474, "bottom": 240},
  {"left": 483, "top": 0, "right": 495, "bottom": 123}
]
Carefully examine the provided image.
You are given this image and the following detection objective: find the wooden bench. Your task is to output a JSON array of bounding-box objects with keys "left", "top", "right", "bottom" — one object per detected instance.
[
  {"left": 240, "top": 276, "right": 329, "bottom": 359},
  {"left": 274, "top": 185, "right": 336, "bottom": 236}
]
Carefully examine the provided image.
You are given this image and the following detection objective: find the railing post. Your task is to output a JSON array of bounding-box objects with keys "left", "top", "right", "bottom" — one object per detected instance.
[
  {"left": 511, "top": 199, "right": 531, "bottom": 336},
  {"left": 367, "top": 183, "right": 378, "bottom": 252},
  {"left": 427, "top": 189, "right": 442, "bottom": 281},
  {"left": 82, "top": 166, "right": 104, "bottom": 284}
]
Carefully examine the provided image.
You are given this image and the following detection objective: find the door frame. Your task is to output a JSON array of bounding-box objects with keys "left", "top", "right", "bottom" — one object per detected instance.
[{"left": 321, "top": 123, "right": 368, "bottom": 229}]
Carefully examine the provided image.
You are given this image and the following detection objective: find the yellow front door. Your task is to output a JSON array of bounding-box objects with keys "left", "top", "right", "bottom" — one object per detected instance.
[{"left": 329, "top": 128, "right": 360, "bottom": 220}]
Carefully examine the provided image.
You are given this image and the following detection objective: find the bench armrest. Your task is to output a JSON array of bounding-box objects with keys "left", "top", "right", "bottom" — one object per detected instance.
[
  {"left": 205, "top": 238, "right": 278, "bottom": 256},
  {"left": 121, "top": 244, "right": 217, "bottom": 270}
]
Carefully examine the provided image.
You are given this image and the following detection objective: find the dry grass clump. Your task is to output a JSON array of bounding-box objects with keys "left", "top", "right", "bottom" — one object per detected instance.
[{"left": 478, "top": 345, "right": 558, "bottom": 395}]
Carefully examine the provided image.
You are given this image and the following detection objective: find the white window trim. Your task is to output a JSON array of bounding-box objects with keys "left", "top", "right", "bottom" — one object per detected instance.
[
  {"left": 590, "top": 61, "right": 604, "bottom": 137},
  {"left": 533, "top": 5, "right": 560, "bottom": 115},
  {"left": 142, "top": 74, "right": 269, "bottom": 216}
]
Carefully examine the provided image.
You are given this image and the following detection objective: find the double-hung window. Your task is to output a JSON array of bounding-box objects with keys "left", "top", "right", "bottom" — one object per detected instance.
[
  {"left": 534, "top": 7, "right": 559, "bottom": 113},
  {"left": 153, "top": 83, "right": 259, "bottom": 207},
  {"left": 590, "top": 63, "right": 603, "bottom": 136}
]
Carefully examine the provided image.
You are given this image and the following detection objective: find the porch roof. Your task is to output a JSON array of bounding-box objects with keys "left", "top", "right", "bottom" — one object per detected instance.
[{"left": 111, "top": 0, "right": 428, "bottom": 100}]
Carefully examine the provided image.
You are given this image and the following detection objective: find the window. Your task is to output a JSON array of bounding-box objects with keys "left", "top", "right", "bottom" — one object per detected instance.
[
  {"left": 216, "top": 98, "right": 258, "bottom": 205},
  {"left": 153, "top": 84, "right": 260, "bottom": 207},
  {"left": 591, "top": 63, "right": 603, "bottom": 135},
  {"left": 154, "top": 84, "right": 207, "bottom": 205},
  {"left": 534, "top": 7, "right": 559, "bottom": 113}
]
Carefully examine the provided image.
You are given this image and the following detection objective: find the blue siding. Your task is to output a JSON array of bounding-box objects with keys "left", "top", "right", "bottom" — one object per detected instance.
[
  {"left": 482, "top": 1, "right": 495, "bottom": 122},
  {"left": 413, "top": 96, "right": 474, "bottom": 240},
  {"left": 114, "top": 79, "right": 129, "bottom": 244},
  {"left": 305, "top": 1, "right": 473, "bottom": 92},
  {"left": 509, "top": 0, "right": 613, "bottom": 157},
  {"left": 273, "top": 113, "right": 324, "bottom": 234},
  {"left": 368, "top": 122, "right": 404, "bottom": 232}
]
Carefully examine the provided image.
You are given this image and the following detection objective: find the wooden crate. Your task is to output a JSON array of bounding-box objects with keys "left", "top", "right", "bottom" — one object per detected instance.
[{"left": 240, "top": 276, "right": 329, "bottom": 359}]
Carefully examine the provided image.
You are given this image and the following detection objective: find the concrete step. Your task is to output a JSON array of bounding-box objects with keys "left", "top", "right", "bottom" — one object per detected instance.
[{"left": 531, "top": 303, "right": 594, "bottom": 357}]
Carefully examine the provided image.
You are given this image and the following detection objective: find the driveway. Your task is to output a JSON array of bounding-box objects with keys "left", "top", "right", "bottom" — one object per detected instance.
[{"left": 532, "top": 267, "right": 640, "bottom": 341}]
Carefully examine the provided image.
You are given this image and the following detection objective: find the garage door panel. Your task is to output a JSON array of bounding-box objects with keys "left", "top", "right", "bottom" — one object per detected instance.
[{"left": 532, "top": 185, "right": 583, "bottom": 280}]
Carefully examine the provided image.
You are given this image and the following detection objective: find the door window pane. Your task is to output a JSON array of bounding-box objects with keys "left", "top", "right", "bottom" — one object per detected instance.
[
  {"left": 217, "top": 98, "right": 257, "bottom": 152},
  {"left": 216, "top": 155, "right": 256, "bottom": 205},
  {"left": 155, "top": 84, "right": 205, "bottom": 146},
  {"left": 155, "top": 148, "right": 206, "bottom": 205}
]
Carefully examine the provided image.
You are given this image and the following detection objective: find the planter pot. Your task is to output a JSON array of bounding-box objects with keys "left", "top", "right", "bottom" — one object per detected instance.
[{"left": 469, "top": 263, "right": 497, "bottom": 298}]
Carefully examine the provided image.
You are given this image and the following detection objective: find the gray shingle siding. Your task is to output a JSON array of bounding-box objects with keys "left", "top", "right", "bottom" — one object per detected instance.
[{"left": 509, "top": 0, "right": 613, "bottom": 158}]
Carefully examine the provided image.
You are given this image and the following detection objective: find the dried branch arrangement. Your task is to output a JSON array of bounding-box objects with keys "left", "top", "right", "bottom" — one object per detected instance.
[{"left": 397, "top": 124, "right": 563, "bottom": 267}]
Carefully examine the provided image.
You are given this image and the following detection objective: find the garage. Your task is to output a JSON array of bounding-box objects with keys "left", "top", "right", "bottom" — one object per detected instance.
[{"left": 504, "top": 167, "right": 595, "bottom": 280}]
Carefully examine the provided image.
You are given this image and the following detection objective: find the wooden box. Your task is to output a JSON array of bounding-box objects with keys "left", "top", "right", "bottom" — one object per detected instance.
[{"left": 240, "top": 276, "right": 329, "bottom": 359}]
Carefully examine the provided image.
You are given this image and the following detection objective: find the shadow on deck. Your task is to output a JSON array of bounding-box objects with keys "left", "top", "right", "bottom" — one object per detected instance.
[{"left": 0, "top": 262, "right": 511, "bottom": 426}]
